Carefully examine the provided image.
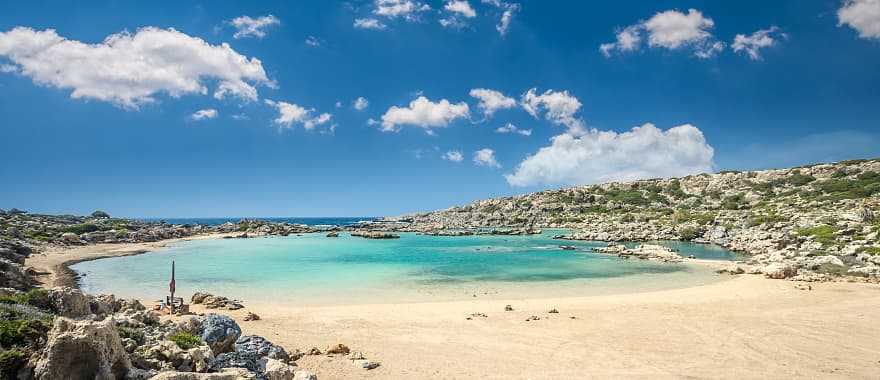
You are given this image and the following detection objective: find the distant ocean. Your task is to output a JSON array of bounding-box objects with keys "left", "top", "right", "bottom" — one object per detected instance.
[{"left": 138, "top": 217, "right": 376, "bottom": 227}]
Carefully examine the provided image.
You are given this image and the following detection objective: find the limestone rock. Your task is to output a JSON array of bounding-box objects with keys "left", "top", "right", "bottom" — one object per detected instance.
[
  {"left": 48, "top": 286, "right": 92, "bottom": 318},
  {"left": 150, "top": 368, "right": 257, "bottom": 380},
  {"left": 264, "top": 358, "right": 297, "bottom": 380},
  {"left": 34, "top": 317, "right": 131, "bottom": 380},
  {"left": 292, "top": 370, "right": 318, "bottom": 380},
  {"left": 762, "top": 263, "right": 798, "bottom": 279}
]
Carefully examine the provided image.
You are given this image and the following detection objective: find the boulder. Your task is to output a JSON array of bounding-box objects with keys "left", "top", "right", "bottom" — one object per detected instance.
[
  {"left": 61, "top": 232, "right": 81, "bottom": 243},
  {"left": 48, "top": 287, "right": 92, "bottom": 318},
  {"left": 292, "top": 370, "right": 318, "bottom": 380},
  {"left": 150, "top": 368, "right": 257, "bottom": 380},
  {"left": 762, "top": 263, "right": 798, "bottom": 279},
  {"left": 264, "top": 358, "right": 297, "bottom": 380},
  {"left": 0, "top": 258, "right": 36, "bottom": 290},
  {"left": 34, "top": 317, "right": 131, "bottom": 380},
  {"left": 201, "top": 314, "right": 242, "bottom": 354},
  {"left": 210, "top": 351, "right": 261, "bottom": 373},
  {"left": 235, "top": 335, "right": 289, "bottom": 362},
  {"left": 135, "top": 340, "right": 214, "bottom": 373}
]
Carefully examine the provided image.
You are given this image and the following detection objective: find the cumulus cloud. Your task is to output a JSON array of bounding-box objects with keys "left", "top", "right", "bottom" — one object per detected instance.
[
  {"left": 469, "top": 88, "right": 515, "bottom": 117},
  {"left": 229, "top": 15, "right": 280, "bottom": 39},
  {"left": 354, "top": 18, "right": 387, "bottom": 30},
  {"left": 265, "top": 99, "right": 333, "bottom": 131},
  {"left": 600, "top": 9, "right": 723, "bottom": 58},
  {"left": 380, "top": 96, "right": 470, "bottom": 133},
  {"left": 443, "top": 150, "right": 464, "bottom": 162},
  {"left": 440, "top": 0, "right": 477, "bottom": 27},
  {"left": 374, "top": 0, "right": 430, "bottom": 20},
  {"left": 445, "top": 1, "right": 476, "bottom": 17},
  {"left": 838, "top": 0, "right": 880, "bottom": 39},
  {"left": 482, "top": 0, "right": 519, "bottom": 36},
  {"left": 521, "top": 88, "right": 586, "bottom": 135},
  {"left": 0, "top": 26, "right": 271, "bottom": 109},
  {"left": 473, "top": 148, "right": 501, "bottom": 168},
  {"left": 732, "top": 26, "right": 785, "bottom": 60},
  {"left": 353, "top": 97, "right": 369, "bottom": 110},
  {"left": 190, "top": 109, "right": 218, "bottom": 121},
  {"left": 496, "top": 122, "right": 531, "bottom": 136},
  {"left": 505, "top": 124, "right": 715, "bottom": 187}
]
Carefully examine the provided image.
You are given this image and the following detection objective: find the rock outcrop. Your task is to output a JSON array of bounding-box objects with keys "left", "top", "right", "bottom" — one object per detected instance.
[
  {"left": 34, "top": 317, "right": 131, "bottom": 380},
  {"left": 200, "top": 314, "right": 242, "bottom": 354}
]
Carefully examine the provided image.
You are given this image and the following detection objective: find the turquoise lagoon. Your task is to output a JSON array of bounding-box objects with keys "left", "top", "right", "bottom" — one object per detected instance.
[{"left": 72, "top": 231, "right": 737, "bottom": 306}]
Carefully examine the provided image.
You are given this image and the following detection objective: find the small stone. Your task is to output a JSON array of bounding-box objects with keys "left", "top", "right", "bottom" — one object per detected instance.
[
  {"left": 548, "top": 308, "right": 559, "bottom": 314},
  {"left": 354, "top": 360, "right": 381, "bottom": 370},
  {"left": 306, "top": 347, "right": 322, "bottom": 355},
  {"left": 504, "top": 304, "right": 513, "bottom": 312},
  {"left": 243, "top": 311, "right": 260, "bottom": 321},
  {"left": 326, "top": 343, "right": 350, "bottom": 355},
  {"left": 348, "top": 351, "right": 365, "bottom": 360}
]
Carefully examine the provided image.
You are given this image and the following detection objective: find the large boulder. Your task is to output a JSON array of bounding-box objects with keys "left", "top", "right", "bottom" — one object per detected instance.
[
  {"left": 150, "top": 368, "right": 257, "bottom": 380},
  {"left": 200, "top": 314, "right": 241, "bottom": 354},
  {"left": 135, "top": 340, "right": 214, "bottom": 373},
  {"left": 33, "top": 317, "right": 131, "bottom": 380},
  {"left": 0, "top": 258, "right": 35, "bottom": 290},
  {"left": 48, "top": 287, "right": 92, "bottom": 318},
  {"left": 210, "top": 351, "right": 261, "bottom": 373},
  {"left": 762, "top": 263, "right": 798, "bottom": 279},
  {"left": 264, "top": 358, "right": 297, "bottom": 380},
  {"left": 235, "top": 335, "right": 290, "bottom": 362}
]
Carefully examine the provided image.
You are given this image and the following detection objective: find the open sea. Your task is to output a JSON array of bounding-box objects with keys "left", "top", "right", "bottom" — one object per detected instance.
[{"left": 73, "top": 229, "right": 737, "bottom": 306}]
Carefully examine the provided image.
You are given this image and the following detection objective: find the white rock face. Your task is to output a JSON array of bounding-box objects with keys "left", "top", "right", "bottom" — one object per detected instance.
[
  {"left": 34, "top": 317, "right": 131, "bottom": 380},
  {"left": 263, "top": 358, "right": 297, "bottom": 380},
  {"left": 293, "top": 370, "right": 318, "bottom": 380},
  {"left": 48, "top": 286, "right": 92, "bottom": 318},
  {"left": 762, "top": 263, "right": 798, "bottom": 279}
]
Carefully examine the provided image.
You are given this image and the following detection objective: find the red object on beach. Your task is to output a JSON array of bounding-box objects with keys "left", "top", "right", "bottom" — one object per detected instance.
[{"left": 170, "top": 260, "right": 176, "bottom": 294}]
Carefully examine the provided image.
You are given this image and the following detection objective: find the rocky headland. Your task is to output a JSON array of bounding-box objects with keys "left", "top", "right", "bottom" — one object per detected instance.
[{"left": 379, "top": 158, "right": 880, "bottom": 282}]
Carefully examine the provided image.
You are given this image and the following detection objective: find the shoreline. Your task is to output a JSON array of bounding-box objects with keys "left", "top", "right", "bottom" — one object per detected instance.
[{"left": 25, "top": 232, "right": 238, "bottom": 288}]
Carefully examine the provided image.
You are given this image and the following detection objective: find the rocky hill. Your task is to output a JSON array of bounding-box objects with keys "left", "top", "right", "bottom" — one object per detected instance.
[{"left": 389, "top": 158, "right": 880, "bottom": 281}]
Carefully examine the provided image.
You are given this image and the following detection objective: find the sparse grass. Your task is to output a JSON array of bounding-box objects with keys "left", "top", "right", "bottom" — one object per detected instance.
[
  {"left": 0, "top": 289, "right": 53, "bottom": 312},
  {"left": 168, "top": 332, "right": 201, "bottom": 350},
  {"left": 721, "top": 193, "right": 747, "bottom": 210},
  {"left": 678, "top": 226, "right": 701, "bottom": 240},
  {"left": 748, "top": 212, "right": 789, "bottom": 227},
  {"left": 0, "top": 349, "right": 27, "bottom": 378},
  {"left": 62, "top": 223, "right": 100, "bottom": 235}
]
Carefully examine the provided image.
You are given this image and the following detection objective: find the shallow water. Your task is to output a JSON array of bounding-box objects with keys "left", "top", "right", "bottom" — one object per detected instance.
[{"left": 73, "top": 230, "right": 736, "bottom": 306}]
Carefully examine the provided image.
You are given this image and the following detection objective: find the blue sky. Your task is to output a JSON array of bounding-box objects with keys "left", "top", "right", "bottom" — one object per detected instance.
[{"left": 1, "top": 0, "right": 879, "bottom": 217}]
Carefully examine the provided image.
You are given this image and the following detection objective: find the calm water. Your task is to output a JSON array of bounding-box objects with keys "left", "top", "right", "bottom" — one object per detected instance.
[{"left": 73, "top": 230, "right": 736, "bottom": 305}]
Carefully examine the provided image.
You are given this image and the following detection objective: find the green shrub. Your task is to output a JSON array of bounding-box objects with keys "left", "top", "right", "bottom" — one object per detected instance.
[
  {"left": 678, "top": 226, "right": 701, "bottom": 240},
  {"left": 605, "top": 190, "right": 649, "bottom": 206},
  {"left": 796, "top": 225, "right": 839, "bottom": 247},
  {"left": 63, "top": 223, "right": 99, "bottom": 235},
  {"left": 0, "top": 289, "right": 54, "bottom": 312},
  {"left": 748, "top": 212, "right": 789, "bottom": 227},
  {"left": 858, "top": 246, "right": 880, "bottom": 255},
  {"left": 786, "top": 172, "right": 816, "bottom": 186},
  {"left": 0, "top": 319, "right": 49, "bottom": 348},
  {"left": 664, "top": 180, "right": 688, "bottom": 199},
  {"left": 721, "top": 193, "right": 747, "bottom": 210},
  {"left": 0, "top": 349, "right": 27, "bottom": 378},
  {"left": 168, "top": 332, "right": 201, "bottom": 350}
]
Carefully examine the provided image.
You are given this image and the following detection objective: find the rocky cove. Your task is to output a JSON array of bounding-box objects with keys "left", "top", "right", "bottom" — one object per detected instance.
[{"left": 1, "top": 158, "right": 879, "bottom": 379}]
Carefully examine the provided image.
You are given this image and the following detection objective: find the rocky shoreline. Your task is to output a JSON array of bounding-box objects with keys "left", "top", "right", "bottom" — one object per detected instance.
[{"left": 377, "top": 158, "right": 880, "bottom": 282}]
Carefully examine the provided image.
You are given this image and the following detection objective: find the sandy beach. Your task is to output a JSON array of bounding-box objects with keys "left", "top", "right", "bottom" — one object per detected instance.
[{"left": 25, "top": 237, "right": 880, "bottom": 379}]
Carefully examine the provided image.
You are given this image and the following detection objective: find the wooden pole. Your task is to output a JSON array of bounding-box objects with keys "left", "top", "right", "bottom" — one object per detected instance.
[{"left": 170, "top": 260, "right": 176, "bottom": 314}]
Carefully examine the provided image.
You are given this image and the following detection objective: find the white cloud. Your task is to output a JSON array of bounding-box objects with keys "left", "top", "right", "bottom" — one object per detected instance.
[
  {"left": 0, "top": 63, "right": 17, "bottom": 73},
  {"left": 354, "top": 18, "right": 388, "bottom": 30},
  {"left": 445, "top": 1, "right": 476, "bottom": 18},
  {"left": 482, "top": 0, "right": 519, "bottom": 36},
  {"left": 335, "top": 101, "right": 343, "bottom": 108},
  {"left": 443, "top": 150, "right": 464, "bottom": 162},
  {"left": 265, "top": 99, "right": 332, "bottom": 131},
  {"left": 374, "top": 0, "right": 430, "bottom": 20},
  {"left": 469, "top": 88, "right": 515, "bottom": 117},
  {"left": 305, "top": 36, "right": 321, "bottom": 47},
  {"left": 600, "top": 9, "right": 723, "bottom": 58},
  {"left": 505, "top": 124, "right": 715, "bottom": 187},
  {"left": 600, "top": 25, "right": 642, "bottom": 57},
  {"left": 190, "top": 109, "right": 218, "bottom": 120},
  {"left": 229, "top": 15, "right": 280, "bottom": 39},
  {"left": 0, "top": 27, "right": 271, "bottom": 109},
  {"left": 496, "top": 122, "right": 531, "bottom": 136},
  {"left": 521, "top": 88, "right": 585, "bottom": 135},
  {"left": 353, "top": 97, "right": 369, "bottom": 110},
  {"left": 380, "top": 96, "right": 470, "bottom": 133},
  {"left": 732, "top": 26, "right": 784, "bottom": 60},
  {"left": 473, "top": 148, "right": 501, "bottom": 168},
  {"left": 838, "top": 0, "right": 880, "bottom": 39}
]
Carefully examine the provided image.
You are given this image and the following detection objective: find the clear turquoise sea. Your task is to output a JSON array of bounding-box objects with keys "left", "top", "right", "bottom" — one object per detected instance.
[{"left": 72, "top": 230, "right": 737, "bottom": 306}]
